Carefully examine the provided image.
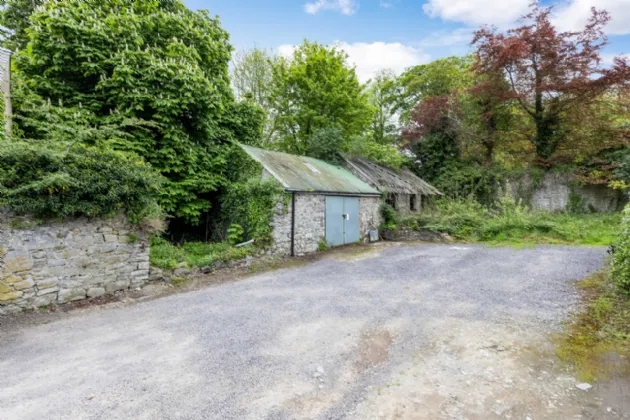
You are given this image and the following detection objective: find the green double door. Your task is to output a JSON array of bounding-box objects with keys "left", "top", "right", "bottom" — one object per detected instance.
[{"left": 325, "top": 196, "right": 360, "bottom": 247}]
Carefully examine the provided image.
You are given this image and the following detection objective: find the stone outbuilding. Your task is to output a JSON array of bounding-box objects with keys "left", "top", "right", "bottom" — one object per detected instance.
[
  {"left": 240, "top": 146, "right": 382, "bottom": 255},
  {"left": 340, "top": 154, "right": 441, "bottom": 215}
]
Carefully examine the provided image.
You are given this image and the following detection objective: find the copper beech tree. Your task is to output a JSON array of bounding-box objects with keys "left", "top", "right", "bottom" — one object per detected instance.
[{"left": 472, "top": 3, "right": 630, "bottom": 161}]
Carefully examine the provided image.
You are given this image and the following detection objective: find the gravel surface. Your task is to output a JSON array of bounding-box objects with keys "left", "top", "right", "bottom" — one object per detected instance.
[{"left": 0, "top": 244, "right": 613, "bottom": 419}]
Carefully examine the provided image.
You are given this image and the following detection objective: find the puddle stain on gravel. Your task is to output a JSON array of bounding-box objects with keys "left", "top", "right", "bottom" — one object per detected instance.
[{"left": 354, "top": 327, "right": 395, "bottom": 373}]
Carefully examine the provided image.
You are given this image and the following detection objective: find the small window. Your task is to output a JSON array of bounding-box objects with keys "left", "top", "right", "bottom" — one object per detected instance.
[
  {"left": 410, "top": 195, "right": 417, "bottom": 211},
  {"left": 386, "top": 193, "right": 396, "bottom": 209}
]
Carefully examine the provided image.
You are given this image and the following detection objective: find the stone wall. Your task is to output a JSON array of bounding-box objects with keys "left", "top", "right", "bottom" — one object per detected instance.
[
  {"left": 509, "top": 172, "right": 627, "bottom": 213},
  {"left": 270, "top": 193, "right": 382, "bottom": 256},
  {"left": 359, "top": 196, "right": 382, "bottom": 237},
  {"left": 392, "top": 193, "right": 422, "bottom": 216},
  {"left": 0, "top": 213, "right": 149, "bottom": 314}
]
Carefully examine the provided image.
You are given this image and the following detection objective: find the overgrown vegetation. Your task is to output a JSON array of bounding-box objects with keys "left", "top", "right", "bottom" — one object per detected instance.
[
  {"left": 0, "top": 141, "right": 162, "bottom": 222},
  {"left": 220, "top": 178, "right": 285, "bottom": 245},
  {"left": 556, "top": 270, "right": 630, "bottom": 382},
  {"left": 149, "top": 236, "right": 253, "bottom": 270},
  {"left": 395, "top": 192, "right": 620, "bottom": 246},
  {"left": 612, "top": 206, "right": 630, "bottom": 293}
]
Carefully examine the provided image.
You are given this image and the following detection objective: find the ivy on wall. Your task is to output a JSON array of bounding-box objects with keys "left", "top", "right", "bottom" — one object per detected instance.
[{"left": 220, "top": 178, "right": 285, "bottom": 244}]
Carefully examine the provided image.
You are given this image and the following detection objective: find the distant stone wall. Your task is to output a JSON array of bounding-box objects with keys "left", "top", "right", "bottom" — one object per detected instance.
[
  {"left": 0, "top": 212, "right": 149, "bottom": 314},
  {"left": 270, "top": 193, "right": 382, "bottom": 256},
  {"left": 509, "top": 172, "right": 627, "bottom": 213}
]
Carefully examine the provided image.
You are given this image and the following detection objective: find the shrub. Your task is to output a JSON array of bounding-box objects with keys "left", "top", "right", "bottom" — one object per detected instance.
[
  {"left": 227, "top": 224, "right": 244, "bottom": 245},
  {"left": 0, "top": 141, "right": 163, "bottom": 223},
  {"left": 612, "top": 205, "right": 630, "bottom": 294},
  {"left": 220, "top": 178, "right": 285, "bottom": 243},
  {"left": 379, "top": 203, "right": 400, "bottom": 229}
]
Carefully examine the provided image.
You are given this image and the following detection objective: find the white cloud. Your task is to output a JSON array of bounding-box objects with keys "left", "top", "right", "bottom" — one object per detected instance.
[
  {"left": 304, "top": 0, "right": 359, "bottom": 15},
  {"left": 422, "top": 0, "right": 530, "bottom": 27},
  {"left": 422, "top": 0, "right": 630, "bottom": 36},
  {"left": 553, "top": 0, "right": 630, "bottom": 35},
  {"left": 602, "top": 53, "right": 630, "bottom": 66},
  {"left": 418, "top": 28, "right": 474, "bottom": 47},
  {"left": 277, "top": 42, "right": 430, "bottom": 83}
]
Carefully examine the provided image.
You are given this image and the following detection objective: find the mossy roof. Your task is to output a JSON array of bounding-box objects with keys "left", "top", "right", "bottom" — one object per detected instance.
[{"left": 240, "top": 145, "right": 380, "bottom": 195}]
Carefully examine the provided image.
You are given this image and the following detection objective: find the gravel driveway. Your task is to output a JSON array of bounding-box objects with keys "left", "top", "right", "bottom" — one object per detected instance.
[{"left": 0, "top": 244, "right": 616, "bottom": 419}]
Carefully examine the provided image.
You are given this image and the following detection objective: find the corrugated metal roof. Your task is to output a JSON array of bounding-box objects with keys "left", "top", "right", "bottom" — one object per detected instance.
[
  {"left": 240, "top": 145, "right": 381, "bottom": 195},
  {"left": 341, "top": 154, "right": 442, "bottom": 196}
]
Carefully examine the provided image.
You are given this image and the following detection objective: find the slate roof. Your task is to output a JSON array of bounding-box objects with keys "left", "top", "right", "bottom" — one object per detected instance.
[
  {"left": 340, "top": 154, "right": 441, "bottom": 196},
  {"left": 240, "top": 145, "right": 380, "bottom": 195}
]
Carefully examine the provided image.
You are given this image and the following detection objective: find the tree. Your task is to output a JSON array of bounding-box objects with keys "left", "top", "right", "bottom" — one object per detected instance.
[
  {"left": 0, "top": 0, "right": 43, "bottom": 51},
  {"left": 366, "top": 69, "right": 398, "bottom": 144},
  {"left": 394, "top": 56, "right": 473, "bottom": 125},
  {"left": 231, "top": 48, "right": 274, "bottom": 108},
  {"left": 307, "top": 126, "right": 344, "bottom": 162},
  {"left": 11, "top": 0, "right": 263, "bottom": 224},
  {"left": 472, "top": 3, "right": 630, "bottom": 161},
  {"left": 230, "top": 48, "right": 280, "bottom": 143},
  {"left": 269, "top": 41, "right": 372, "bottom": 154}
]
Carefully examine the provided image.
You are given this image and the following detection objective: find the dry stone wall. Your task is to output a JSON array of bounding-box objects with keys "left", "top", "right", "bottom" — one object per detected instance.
[{"left": 0, "top": 212, "right": 149, "bottom": 314}]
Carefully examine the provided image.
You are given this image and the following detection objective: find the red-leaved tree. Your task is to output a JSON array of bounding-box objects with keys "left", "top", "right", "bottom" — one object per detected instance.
[{"left": 472, "top": 2, "right": 630, "bottom": 161}]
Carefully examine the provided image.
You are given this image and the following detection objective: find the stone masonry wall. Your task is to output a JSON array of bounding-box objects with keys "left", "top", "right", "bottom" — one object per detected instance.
[
  {"left": 509, "top": 173, "right": 627, "bottom": 212},
  {"left": 271, "top": 193, "right": 382, "bottom": 256},
  {"left": 359, "top": 196, "right": 382, "bottom": 237},
  {"left": 270, "top": 193, "right": 325, "bottom": 256},
  {"left": 0, "top": 212, "right": 149, "bottom": 314}
]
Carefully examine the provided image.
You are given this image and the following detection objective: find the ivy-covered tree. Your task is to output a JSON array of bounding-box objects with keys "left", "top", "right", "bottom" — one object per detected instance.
[
  {"left": 11, "top": 0, "right": 262, "bottom": 224},
  {"left": 269, "top": 41, "right": 372, "bottom": 154}
]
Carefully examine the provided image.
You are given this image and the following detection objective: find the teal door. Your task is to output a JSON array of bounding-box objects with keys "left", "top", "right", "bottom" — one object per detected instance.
[{"left": 325, "top": 196, "right": 360, "bottom": 247}]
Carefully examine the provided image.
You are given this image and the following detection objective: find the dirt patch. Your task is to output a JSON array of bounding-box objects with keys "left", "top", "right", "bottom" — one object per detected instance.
[{"left": 355, "top": 327, "right": 395, "bottom": 373}]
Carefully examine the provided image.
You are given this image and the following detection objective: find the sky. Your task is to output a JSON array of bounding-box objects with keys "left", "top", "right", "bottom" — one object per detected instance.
[{"left": 183, "top": 0, "right": 630, "bottom": 83}]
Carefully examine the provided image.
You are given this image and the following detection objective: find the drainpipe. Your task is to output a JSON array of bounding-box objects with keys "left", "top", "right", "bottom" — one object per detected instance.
[{"left": 290, "top": 192, "right": 296, "bottom": 257}]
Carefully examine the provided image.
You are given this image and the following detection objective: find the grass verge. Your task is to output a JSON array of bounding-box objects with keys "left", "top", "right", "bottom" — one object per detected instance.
[
  {"left": 555, "top": 269, "right": 630, "bottom": 382},
  {"left": 149, "top": 236, "right": 255, "bottom": 269}
]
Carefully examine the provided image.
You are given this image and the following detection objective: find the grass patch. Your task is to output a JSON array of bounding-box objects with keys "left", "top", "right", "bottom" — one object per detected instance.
[
  {"left": 404, "top": 197, "right": 620, "bottom": 246},
  {"left": 149, "top": 236, "right": 254, "bottom": 269},
  {"left": 555, "top": 270, "right": 630, "bottom": 382}
]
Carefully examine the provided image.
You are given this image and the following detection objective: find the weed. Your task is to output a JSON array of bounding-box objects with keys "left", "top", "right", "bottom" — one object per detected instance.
[
  {"left": 171, "top": 276, "right": 190, "bottom": 286},
  {"left": 9, "top": 218, "right": 40, "bottom": 229},
  {"left": 555, "top": 271, "right": 630, "bottom": 382},
  {"left": 317, "top": 236, "right": 330, "bottom": 252},
  {"left": 128, "top": 232, "right": 140, "bottom": 244},
  {"left": 149, "top": 236, "right": 255, "bottom": 270}
]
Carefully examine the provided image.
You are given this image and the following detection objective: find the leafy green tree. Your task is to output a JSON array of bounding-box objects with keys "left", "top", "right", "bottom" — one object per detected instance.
[
  {"left": 11, "top": 0, "right": 262, "bottom": 224},
  {"left": 395, "top": 56, "right": 473, "bottom": 125},
  {"left": 231, "top": 48, "right": 274, "bottom": 109},
  {"left": 230, "top": 48, "right": 281, "bottom": 143},
  {"left": 366, "top": 69, "right": 398, "bottom": 145},
  {"left": 0, "top": 0, "right": 42, "bottom": 51},
  {"left": 269, "top": 41, "right": 372, "bottom": 154},
  {"left": 307, "top": 126, "right": 344, "bottom": 162}
]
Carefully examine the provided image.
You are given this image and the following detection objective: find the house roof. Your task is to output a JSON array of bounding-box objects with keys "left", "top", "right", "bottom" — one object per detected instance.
[
  {"left": 240, "top": 145, "right": 381, "bottom": 196},
  {"left": 340, "top": 154, "right": 442, "bottom": 196}
]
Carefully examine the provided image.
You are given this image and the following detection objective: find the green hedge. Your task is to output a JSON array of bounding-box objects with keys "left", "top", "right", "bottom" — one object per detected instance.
[
  {"left": 613, "top": 205, "right": 630, "bottom": 293},
  {"left": 0, "top": 141, "right": 163, "bottom": 222}
]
